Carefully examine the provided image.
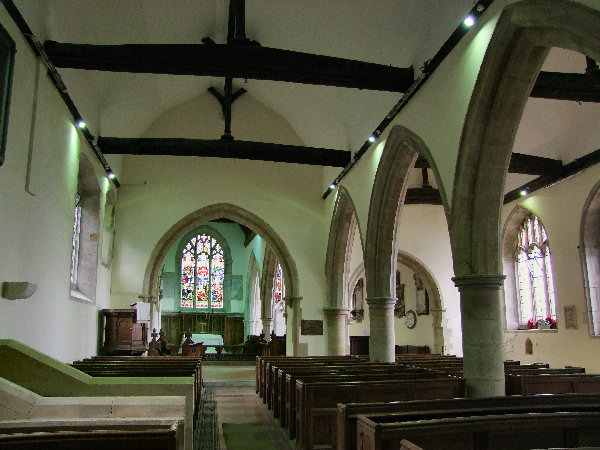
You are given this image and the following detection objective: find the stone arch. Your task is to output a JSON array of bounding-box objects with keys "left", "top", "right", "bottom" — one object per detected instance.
[
  {"left": 244, "top": 251, "right": 261, "bottom": 337},
  {"left": 325, "top": 185, "right": 363, "bottom": 309},
  {"left": 175, "top": 224, "right": 233, "bottom": 311},
  {"left": 451, "top": 0, "right": 600, "bottom": 277},
  {"left": 397, "top": 251, "right": 444, "bottom": 354},
  {"left": 365, "top": 125, "right": 449, "bottom": 299},
  {"left": 142, "top": 203, "right": 299, "bottom": 310},
  {"left": 260, "top": 245, "right": 279, "bottom": 319},
  {"left": 580, "top": 179, "right": 600, "bottom": 335},
  {"left": 364, "top": 125, "right": 449, "bottom": 362}
]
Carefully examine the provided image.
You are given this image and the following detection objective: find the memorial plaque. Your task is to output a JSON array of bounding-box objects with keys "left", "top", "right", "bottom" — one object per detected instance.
[
  {"left": 301, "top": 320, "right": 323, "bottom": 335},
  {"left": 563, "top": 305, "right": 577, "bottom": 329}
]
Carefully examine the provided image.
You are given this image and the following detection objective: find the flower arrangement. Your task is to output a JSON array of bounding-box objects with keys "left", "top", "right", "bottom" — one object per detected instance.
[{"left": 527, "top": 316, "right": 557, "bottom": 330}]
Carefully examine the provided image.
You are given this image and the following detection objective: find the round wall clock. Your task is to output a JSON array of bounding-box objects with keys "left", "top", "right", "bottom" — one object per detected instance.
[{"left": 405, "top": 310, "right": 417, "bottom": 329}]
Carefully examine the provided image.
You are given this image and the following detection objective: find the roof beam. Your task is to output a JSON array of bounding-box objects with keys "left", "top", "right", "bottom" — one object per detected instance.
[
  {"left": 416, "top": 153, "right": 562, "bottom": 176},
  {"left": 404, "top": 188, "right": 442, "bottom": 205},
  {"left": 97, "top": 137, "right": 351, "bottom": 167},
  {"left": 507, "top": 152, "right": 563, "bottom": 176},
  {"left": 44, "top": 41, "right": 414, "bottom": 92},
  {"left": 531, "top": 71, "right": 600, "bottom": 102}
]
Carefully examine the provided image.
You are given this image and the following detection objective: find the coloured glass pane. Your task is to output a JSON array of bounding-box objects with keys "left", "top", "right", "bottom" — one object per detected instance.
[
  {"left": 274, "top": 264, "right": 284, "bottom": 303},
  {"left": 181, "top": 250, "right": 194, "bottom": 308},
  {"left": 211, "top": 242, "right": 224, "bottom": 308}
]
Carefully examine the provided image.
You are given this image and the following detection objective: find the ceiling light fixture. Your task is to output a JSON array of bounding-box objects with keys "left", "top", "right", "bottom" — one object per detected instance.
[
  {"left": 368, "top": 135, "right": 376, "bottom": 143},
  {"left": 77, "top": 120, "right": 86, "bottom": 129},
  {"left": 464, "top": 15, "right": 476, "bottom": 27},
  {"left": 107, "top": 170, "right": 116, "bottom": 180},
  {"left": 330, "top": 183, "right": 336, "bottom": 190},
  {"left": 520, "top": 189, "right": 528, "bottom": 197}
]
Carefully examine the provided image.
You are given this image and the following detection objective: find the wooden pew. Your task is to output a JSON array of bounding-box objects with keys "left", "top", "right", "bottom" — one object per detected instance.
[
  {"left": 282, "top": 367, "right": 446, "bottom": 438},
  {"left": 295, "top": 375, "right": 464, "bottom": 450},
  {"left": 278, "top": 365, "right": 442, "bottom": 432},
  {"left": 337, "top": 393, "right": 600, "bottom": 450},
  {"left": 256, "top": 356, "right": 365, "bottom": 398},
  {"left": 395, "top": 345, "right": 430, "bottom": 355},
  {"left": 0, "top": 418, "right": 184, "bottom": 450},
  {"left": 506, "top": 373, "right": 600, "bottom": 395},
  {"left": 267, "top": 359, "right": 384, "bottom": 412},
  {"left": 355, "top": 405, "right": 600, "bottom": 450}
]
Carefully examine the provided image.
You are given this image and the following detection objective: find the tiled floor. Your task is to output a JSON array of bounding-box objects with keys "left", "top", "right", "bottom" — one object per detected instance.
[{"left": 203, "top": 361, "right": 293, "bottom": 450}]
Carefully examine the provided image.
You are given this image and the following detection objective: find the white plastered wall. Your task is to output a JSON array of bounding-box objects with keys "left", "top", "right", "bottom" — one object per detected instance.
[
  {"left": 109, "top": 92, "right": 329, "bottom": 355},
  {"left": 0, "top": 4, "right": 113, "bottom": 362},
  {"left": 394, "top": 205, "right": 461, "bottom": 355},
  {"left": 502, "top": 165, "right": 600, "bottom": 372}
]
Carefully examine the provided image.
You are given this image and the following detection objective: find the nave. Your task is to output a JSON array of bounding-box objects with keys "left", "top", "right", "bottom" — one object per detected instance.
[{"left": 202, "top": 361, "right": 292, "bottom": 450}]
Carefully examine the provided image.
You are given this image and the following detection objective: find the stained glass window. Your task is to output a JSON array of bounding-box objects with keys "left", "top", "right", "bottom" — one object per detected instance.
[
  {"left": 514, "top": 215, "right": 556, "bottom": 327},
  {"left": 180, "top": 233, "right": 224, "bottom": 309},
  {"left": 274, "top": 264, "right": 284, "bottom": 303}
]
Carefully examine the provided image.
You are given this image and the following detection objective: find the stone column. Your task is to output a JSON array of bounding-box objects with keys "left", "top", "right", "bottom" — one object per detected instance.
[
  {"left": 453, "top": 274, "right": 505, "bottom": 398},
  {"left": 261, "top": 318, "right": 273, "bottom": 341},
  {"left": 366, "top": 297, "right": 396, "bottom": 362},
  {"left": 285, "top": 296, "right": 303, "bottom": 356},
  {"left": 323, "top": 308, "right": 349, "bottom": 355},
  {"left": 243, "top": 319, "right": 258, "bottom": 338}
]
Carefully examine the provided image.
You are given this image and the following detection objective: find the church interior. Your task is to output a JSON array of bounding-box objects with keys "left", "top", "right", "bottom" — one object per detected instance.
[{"left": 1, "top": 0, "right": 600, "bottom": 448}]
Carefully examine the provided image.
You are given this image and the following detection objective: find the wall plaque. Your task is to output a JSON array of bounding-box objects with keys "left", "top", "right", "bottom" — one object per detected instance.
[
  {"left": 563, "top": 305, "right": 577, "bottom": 329},
  {"left": 230, "top": 275, "right": 243, "bottom": 300},
  {"left": 301, "top": 320, "right": 323, "bottom": 335}
]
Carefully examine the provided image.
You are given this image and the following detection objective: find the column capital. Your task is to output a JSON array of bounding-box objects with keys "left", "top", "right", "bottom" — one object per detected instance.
[
  {"left": 452, "top": 274, "right": 505, "bottom": 291},
  {"left": 366, "top": 297, "right": 396, "bottom": 310},
  {"left": 323, "top": 307, "right": 350, "bottom": 317},
  {"left": 284, "top": 296, "right": 302, "bottom": 309}
]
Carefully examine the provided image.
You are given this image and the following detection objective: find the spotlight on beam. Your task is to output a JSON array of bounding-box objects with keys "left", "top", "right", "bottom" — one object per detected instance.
[{"left": 464, "top": 15, "right": 475, "bottom": 27}]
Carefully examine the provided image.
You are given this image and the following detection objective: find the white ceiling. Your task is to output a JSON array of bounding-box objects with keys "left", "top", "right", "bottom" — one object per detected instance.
[{"left": 13, "top": 1, "right": 600, "bottom": 195}]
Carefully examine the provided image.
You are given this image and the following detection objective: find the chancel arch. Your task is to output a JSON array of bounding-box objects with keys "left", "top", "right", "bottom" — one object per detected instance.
[
  {"left": 324, "top": 186, "right": 363, "bottom": 355},
  {"left": 451, "top": 0, "right": 600, "bottom": 397},
  {"left": 365, "top": 125, "right": 449, "bottom": 362},
  {"left": 142, "top": 203, "right": 299, "bottom": 352}
]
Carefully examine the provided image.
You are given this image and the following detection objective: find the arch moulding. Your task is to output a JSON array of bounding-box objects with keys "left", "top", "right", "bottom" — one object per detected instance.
[
  {"left": 450, "top": 0, "right": 600, "bottom": 277},
  {"left": 142, "top": 203, "right": 299, "bottom": 306},
  {"left": 365, "top": 125, "right": 450, "bottom": 299},
  {"left": 325, "top": 185, "right": 363, "bottom": 309}
]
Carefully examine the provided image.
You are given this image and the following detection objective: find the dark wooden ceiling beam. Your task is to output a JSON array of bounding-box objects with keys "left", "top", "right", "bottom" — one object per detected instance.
[
  {"left": 404, "top": 187, "right": 442, "bottom": 205},
  {"left": 416, "top": 153, "right": 562, "bottom": 176},
  {"left": 44, "top": 41, "right": 414, "bottom": 92},
  {"left": 508, "top": 152, "right": 563, "bottom": 176},
  {"left": 531, "top": 71, "right": 600, "bottom": 102},
  {"left": 97, "top": 137, "right": 351, "bottom": 167}
]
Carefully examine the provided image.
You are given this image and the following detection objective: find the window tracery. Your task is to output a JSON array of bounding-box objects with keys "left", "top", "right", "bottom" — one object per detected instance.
[
  {"left": 180, "top": 233, "right": 224, "bottom": 309},
  {"left": 514, "top": 215, "right": 557, "bottom": 327}
]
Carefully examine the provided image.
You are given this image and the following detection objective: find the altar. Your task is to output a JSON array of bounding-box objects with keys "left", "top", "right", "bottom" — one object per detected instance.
[{"left": 181, "top": 333, "right": 223, "bottom": 354}]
